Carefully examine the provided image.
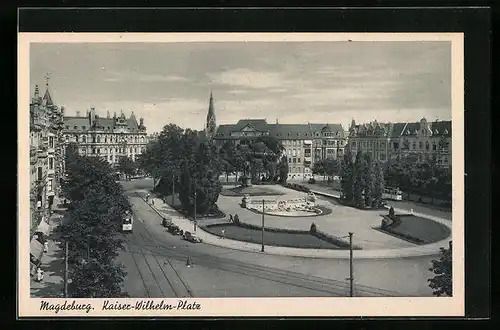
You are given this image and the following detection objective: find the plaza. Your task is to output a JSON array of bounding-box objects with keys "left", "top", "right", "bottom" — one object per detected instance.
[{"left": 214, "top": 184, "right": 451, "bottom": 250}]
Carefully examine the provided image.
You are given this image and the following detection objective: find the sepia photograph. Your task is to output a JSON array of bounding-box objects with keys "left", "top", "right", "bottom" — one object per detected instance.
[{"left": 18, "top": 33, "right": 464, "bottom": 317}]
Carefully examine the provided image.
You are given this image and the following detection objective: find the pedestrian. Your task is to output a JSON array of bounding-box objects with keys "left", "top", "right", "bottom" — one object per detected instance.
[
  {"left": 43, "top": 241, "right": 49, "bottom": 253},
  {"left": 221, "top": 229, "right": 226, "bottom": 239},
  {"left": 410, "top": 208, "right": 414, "bottom": 215},
  {"left": 36, "top": 267, "right": 44, "bottom": 282},
  {"left": 229, "top": 214, "right": 233, "bottom": 222},
  {"left": 152, "top": 199, "right": 155, "bottom": 206}
]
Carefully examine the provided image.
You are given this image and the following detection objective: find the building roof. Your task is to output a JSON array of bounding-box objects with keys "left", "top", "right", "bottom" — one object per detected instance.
[
  {"left": 63, "top": 112, "right": 145, "bottom": 133},
  {"left": 214, "top": 120, "right": 346, "bottom": 140},
  {"left": 350, "top": 118, "right": 452, "bottom": 138}
]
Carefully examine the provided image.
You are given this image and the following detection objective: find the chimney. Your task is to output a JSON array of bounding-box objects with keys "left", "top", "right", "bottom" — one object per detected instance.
[
  {"left": 276, "top": 118, "right": 279, "bottom": 124},
  {"left": 76, "top": 111, "right": 80, "bottom": 117},
  {"left": 107, "top": 110, "right": 110, "bottom": 118}
]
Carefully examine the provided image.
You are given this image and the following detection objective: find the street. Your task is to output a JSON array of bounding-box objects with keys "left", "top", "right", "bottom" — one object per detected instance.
[{"left": 117, "top": 179, "right": 438, "bottom": 297}]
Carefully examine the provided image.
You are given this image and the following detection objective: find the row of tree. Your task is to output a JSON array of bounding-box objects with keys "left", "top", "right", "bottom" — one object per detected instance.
[
  {"left": 136, "top": 125, "right": 290, "bottom": 216},
  {"left": 57, "top": 143, "right": 130, "bottom": 297},
  {"left": 384, "top": 158, "right": 452, "bottom": 203},
  {"left": 217, "top": 137, "right": 288, "bottom": 184},
  {"left": 312, "top": 158, "right": 340, "bottom": 181},
  {"left": 136, "top": 125, "right": 222, "bottom": 215},
  {"left": 340, "top": 150, "right": 385, "bottom": 208}
]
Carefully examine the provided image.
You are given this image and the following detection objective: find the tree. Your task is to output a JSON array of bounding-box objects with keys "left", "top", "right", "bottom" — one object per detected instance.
[
  {"left": 278, "top": 155, "right": 289, "bottom": 183},
  {"left": 312, "top": 160, "right": 327, "bottom": 181},
  {"left": 353, "top": 150, "right": 366, "bottom": 207},
  {"left": 373, "top": 161, "right": 385, "bottom": 207},
  {"left": 177, "top": 135, "right": 222, "bottom": 215},
  {"left": 340, "top": 150, "right": 355, "bottom": 203},
  {"left": 118, "top": 156, "right": 136, "bottom": 180},
  {"left": 428, "top": 241, "right": 452, "bottom": 297},
  {"left": 363, "top": 153, "right": 374, "bottom": 207},
  {"left": 69, "top": 260, "right": 128, "bottom": 298},
  {"left": 57, "top": 152, "right": 130, "bottom": 298}
]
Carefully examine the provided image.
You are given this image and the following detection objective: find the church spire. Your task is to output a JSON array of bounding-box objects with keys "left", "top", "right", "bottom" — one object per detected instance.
[
  {"left": 42, "top": 73, "right": 53, "bottom": 106},
  {"left": 206, "top": 90, "right": 217, "bottom": 140}
]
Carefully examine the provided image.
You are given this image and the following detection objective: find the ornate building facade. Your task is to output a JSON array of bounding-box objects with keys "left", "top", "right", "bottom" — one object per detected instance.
[
  {"left": 61, "top": 108, "right": 148, "bottom": 169},
  {"left": 30, "top": 81, "right": 64, "bottom": 230},
  {"left": 213, "top": 119, "right": 347, "bottom": 180},
  {"left": 348, "top": 117, "right": 452, "bottom": 168}
]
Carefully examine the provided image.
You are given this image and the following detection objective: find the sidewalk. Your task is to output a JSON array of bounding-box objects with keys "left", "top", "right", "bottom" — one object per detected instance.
[
  {"left": 141, "top": 192, "right": 452, "bottom": 260},
  {"left": 30, "top": 196, "right": 66, "bottom": 298}
]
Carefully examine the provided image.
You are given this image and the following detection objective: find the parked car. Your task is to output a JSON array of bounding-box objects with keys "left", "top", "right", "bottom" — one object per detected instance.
[
  {"left": 182, "top": 231, "right": 202, "bottom": 243},
  {"left": 167, "top": 224, "right": 181, "bottom": 235},
  {"left": 162, "top": 217, "right": 173, "bottom": 227}
]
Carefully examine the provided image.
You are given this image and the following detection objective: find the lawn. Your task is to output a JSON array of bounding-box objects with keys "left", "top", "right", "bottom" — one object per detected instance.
[
  {"left": 378, "top": 215, "right": 451, "bottom": 245},
  {"left": 203, "top": 224, "right": 342, "bottom": 249},
  {"left": 220, "top": 185, "right": 285, "bottom": 197}
]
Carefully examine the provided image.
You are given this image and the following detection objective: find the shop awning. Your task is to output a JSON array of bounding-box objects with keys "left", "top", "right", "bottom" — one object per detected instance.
[
  {"left": 36, "top": 219, "right": 50, "bottom": 235},
  {"left": 30, "top": 238, "right": 44, "bottom": 265}
]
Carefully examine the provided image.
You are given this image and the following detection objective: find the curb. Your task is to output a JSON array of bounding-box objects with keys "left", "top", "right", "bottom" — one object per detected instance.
[{"left": 138, "top": 193, "right": 450, "bottom": 260}]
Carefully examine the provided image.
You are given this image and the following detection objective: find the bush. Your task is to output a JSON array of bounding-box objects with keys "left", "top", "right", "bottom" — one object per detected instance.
[
  {"left": 310, "top": 222, "right": 317, "bottom": 234},
  {"left": 308, "top": 178, "right": 316, "bottom": 184},
  {"left": 389, "top": 206, "right": 395, "bottom": 219}
]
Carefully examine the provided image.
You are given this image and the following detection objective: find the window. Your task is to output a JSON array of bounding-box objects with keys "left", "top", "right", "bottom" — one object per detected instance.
[
  {"left": 97, "top": 148, "right": 100, "bottom": 154},
  {"left": 92, "top": 148, "right": 96, "bottom": 154},
  {"left": 412, "top": 142, "right": 416, "bottom": 150},
  {"left": 97, "top": 137, "right": 101, "bottom": 143},
  {"left": 419, "top": 142, "right": 423, "bottom": 149},
  {"left": 293, "top": 158, "right": 296, "bottom": 163},
  {"left": 82, "top": 126, "right": 86, "bottom": 130},
  {"left": 393, "top": 142, "right": 399, "bottom": 150},
  {"left": 37, "top": 167, "right": 42, "bottom": 180},
  {"left": 288, "top": 158, "right": 292, "bottom": 163},
  {"left": 49, "top": 136, "right": 54, "bottom": 148},
  {"left": 47, "top": 180, "right": 52, "bottom": 192},
  {"left": 298, "top": 158, "right": 301, "bottom": 163},
  {"left": 425, "top": 142, "right": 430, "bottom": 150},
  {"left": 74, "top": 126, "right": 77, "bottom": 129},
  {"left": 352, "top": 141, "right": 357, "bottom": 148},
  {"left": 49, "top": 158, "right": 54, "bottom": 170},
  {"left": 82, "top": 136, "right": 86, "bottom": 143},
  {"left": 433, "top": 144, "right": 437, "bottom": 151},
  {"left": 65, "top": 125, "right": 69, "bottom": 129}
]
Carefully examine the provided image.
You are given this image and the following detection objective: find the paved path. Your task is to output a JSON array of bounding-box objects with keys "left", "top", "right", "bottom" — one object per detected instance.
[
  {"left": 30, "top": 197, "right": 66, "bottom": 298},
  {"left": 301, "top": 183, "right": 453, "bottom": 221},
  {"left": 121, "top": 179, "right": 439, "bottom": 297},
  {"left": 137, "top": 189, "right": 452, "bottom": 260}
]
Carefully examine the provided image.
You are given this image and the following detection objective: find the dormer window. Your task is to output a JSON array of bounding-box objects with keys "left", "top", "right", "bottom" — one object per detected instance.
[
  {"left": 444, "top": 129, "right": 449, "bottom": 134},
  {"left": 434, "top": 129, "right": 439, "bottom": 134}
]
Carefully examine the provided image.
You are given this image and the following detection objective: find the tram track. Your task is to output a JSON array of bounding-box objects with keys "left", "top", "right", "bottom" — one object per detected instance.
[{"left": 123, "top": 200, "right": 403, "bottom": 297}]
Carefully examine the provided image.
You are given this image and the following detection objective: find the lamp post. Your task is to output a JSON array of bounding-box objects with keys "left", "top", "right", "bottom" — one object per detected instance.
[
  {"left": 261, "top": 199, "right": 265, "bottom": 252},
  {"left": 349, "top": 232, "right": 354, "bottom": 297},
  {"left": 193, "top": 177, "right": 197, "bottom": 230}
]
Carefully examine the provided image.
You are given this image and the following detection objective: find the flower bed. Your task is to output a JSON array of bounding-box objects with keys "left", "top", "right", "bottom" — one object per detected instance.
[
  {"left": 203, "top": 223, "right": 342, "bottom": 250},
  {"left": 375, "top": 214, "right": 450, "bottom": 245},
  {"left": 203, "top": 220, "right": 361, "bottom": 250}
]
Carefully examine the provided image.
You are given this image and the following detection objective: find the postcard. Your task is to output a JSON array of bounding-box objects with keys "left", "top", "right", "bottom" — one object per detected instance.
[{"left": 18, "top": 32, "right": 464, "bottom": 317}]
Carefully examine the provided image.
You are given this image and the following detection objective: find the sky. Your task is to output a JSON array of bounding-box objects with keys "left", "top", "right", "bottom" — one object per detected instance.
[{"left": 30, "top": 41, "right": 451, "bottom": 134}]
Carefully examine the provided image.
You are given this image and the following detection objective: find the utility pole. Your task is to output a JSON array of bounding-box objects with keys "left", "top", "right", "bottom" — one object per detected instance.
[
  {"left": 193, "top": 177, "right": 197, "bottom": 228},
  {"left": 64, "top": 240, "right": 68, "bottom": 298},
  {"left": 172, "top": 174, "right": 175, "bottom": 207},
  {"left": 349, "top": 232, "right": 354, "bottom": 297},
  {"left": 261, "top": 199, "right": 265, "bottom": 252}
]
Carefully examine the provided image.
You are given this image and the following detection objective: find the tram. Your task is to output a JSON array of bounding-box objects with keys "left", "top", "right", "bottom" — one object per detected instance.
[
  {"left": 122, "top": 211, "right": 134, "bottom": 232},
  {"left": 382, "top": 187, "right": 403, "bottom": 201}
]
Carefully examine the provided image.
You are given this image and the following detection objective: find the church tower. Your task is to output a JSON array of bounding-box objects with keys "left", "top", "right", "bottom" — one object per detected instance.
[{"left": 206, "top": 91, "right": 217, "bottom": 140}]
